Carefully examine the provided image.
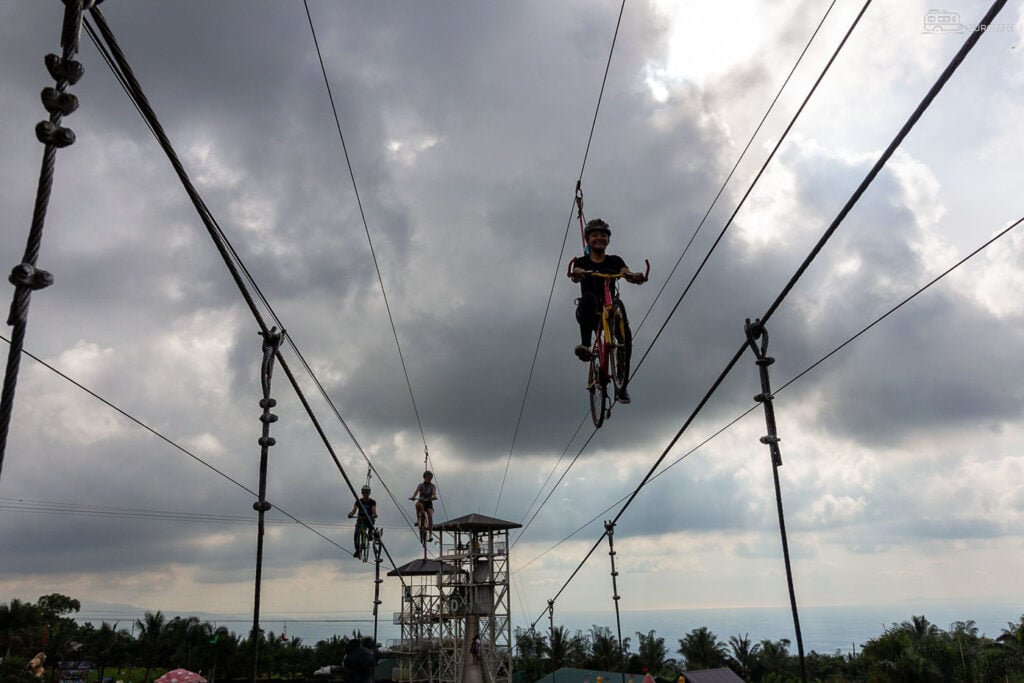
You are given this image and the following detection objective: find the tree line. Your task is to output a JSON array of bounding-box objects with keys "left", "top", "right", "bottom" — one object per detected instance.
[
  {"left": 514, "top": 613, "right": 1024, "bottom": 682},
  {"left": 0, "top": 594, "right": 360, "bottom": 683},
  {"left": 3, "top": 595, "right": 1023, "bottom": 682}
]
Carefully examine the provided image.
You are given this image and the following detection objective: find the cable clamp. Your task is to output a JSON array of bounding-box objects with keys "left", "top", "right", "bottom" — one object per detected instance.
[
  {"left": 9, "top": 263, "right": 54, "bottom": 291},
  {"left": 252, "top": 501, "right": 273, "bottom": 512},
  {"left": 41, "top": 87, "right": 79, "bottom": 116},
  {"left": 754, "top": 392, "right": 774, "bottom": 403},
  {"left": 759, "top": 435, "right": 780, "bottom": 446},
  {"left": 35, "top": 121, "right": 76, "bottom": 148},
  {"left": 45, "top": 54, "right": 84, "bottom": 85}
]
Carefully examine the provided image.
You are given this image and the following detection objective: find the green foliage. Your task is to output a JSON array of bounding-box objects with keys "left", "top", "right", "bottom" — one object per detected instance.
[
  {"left": 3, "top": 596, "right": 1024, "bottom": 683},
  {"left": 678, "top": 626, "right": 728, "bottom": 670},
  {"left": 0, "top": 655, "right": 35, "bottom": 683}
]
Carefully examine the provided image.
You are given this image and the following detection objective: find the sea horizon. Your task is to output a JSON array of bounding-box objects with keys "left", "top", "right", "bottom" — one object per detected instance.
[{"left": 552, "top": 602, "right": 1022, "bottom": 656}]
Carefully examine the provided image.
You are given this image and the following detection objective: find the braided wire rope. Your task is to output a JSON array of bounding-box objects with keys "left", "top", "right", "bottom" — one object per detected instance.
[
  {"left": 494, "top": 0, "right": 629, "bottom": 515},
  {"left": 302, "top": 1, "right": 447, "bottom": 522},
  {"left": 523, "top": 209, "right": 1024, "bottom": 623},
  {"left": 511, "top": 0, "right": 870, "bottom": 551},
  {"left": 0, "top": 0, "right": 87, "bottom": 481},
  {"left": 0, "top": 333, "right": 373, "bottom": 556},
  {"left": 526, "top": 0, "right": 1009, "bottom": 626},
  {"left": 85, "top": 6, "right": 419, "bottom": 585}
]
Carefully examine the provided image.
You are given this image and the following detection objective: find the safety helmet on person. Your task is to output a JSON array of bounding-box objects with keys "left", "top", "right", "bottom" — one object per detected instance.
[
  {"left": 423, "top": 470, "right": 433, "bottom": 479},
  {"left": 361, "top": 485, "right": 371, "bottom": 494},
  {"left": 584, "top": 218, "right": 611, "bottom": 237}
]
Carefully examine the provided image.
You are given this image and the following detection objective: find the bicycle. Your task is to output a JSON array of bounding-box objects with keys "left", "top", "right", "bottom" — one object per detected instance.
[
  {"left": 410, "top": 497, "right": 435, "bottom": 549},
  {"left": 568, "top": 258, "right": 649, "bottom": 428},
  {"left": 348, "top": 511, "right": 375, "bottom": 562}
]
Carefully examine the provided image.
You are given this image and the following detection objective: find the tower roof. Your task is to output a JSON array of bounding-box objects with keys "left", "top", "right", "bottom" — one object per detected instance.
[
  {"left": 386, "top": 558, "right": 462, "bottom": 577},
  {"left": 434, "top": 513, "right": 522, "bottom": 531}
]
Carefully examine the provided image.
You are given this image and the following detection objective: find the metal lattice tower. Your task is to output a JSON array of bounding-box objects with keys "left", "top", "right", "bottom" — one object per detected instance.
[{"left": 389, "top": 514, "right": 520, "bottom": 683}]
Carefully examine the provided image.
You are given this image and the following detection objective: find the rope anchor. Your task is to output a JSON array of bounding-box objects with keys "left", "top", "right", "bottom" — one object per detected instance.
[
  {"left": 744, "top": 318, "right": 782, "bottom": 467},
  {"left": 743, "top": 317, "right": 807, "bottom": 682}
]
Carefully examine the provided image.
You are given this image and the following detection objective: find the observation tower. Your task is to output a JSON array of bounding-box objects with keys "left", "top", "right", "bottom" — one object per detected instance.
[{"left": 389, "top": 513, "right": 520, "bottom": 683}]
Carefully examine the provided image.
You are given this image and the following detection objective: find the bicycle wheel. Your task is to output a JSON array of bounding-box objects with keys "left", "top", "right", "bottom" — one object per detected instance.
[
  {"left": 356, "top": 525, "right": 368, "bottom": 560},
  {"left": 588, "top": 354, "right": 606, "bottom": 428},
  {"left": 610, "top": 300, "right": 632, "bottom": 394}
]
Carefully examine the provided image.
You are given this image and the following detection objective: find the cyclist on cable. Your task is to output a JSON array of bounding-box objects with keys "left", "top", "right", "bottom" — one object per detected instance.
[
  {"left": 570, "top": 218, "right": 646, "bottom": 403},
  {"left": 409, "top": 471, "right": 438, "bottom": 542},
  {"left": 347, "top": 485, "right": 377, "bottom": 558}
]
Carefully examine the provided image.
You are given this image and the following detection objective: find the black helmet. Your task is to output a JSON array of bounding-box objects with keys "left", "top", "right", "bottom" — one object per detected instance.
[
  {"left": 584, "top": 218, "right": 611, "bottom": 237},
  {"left": 423, "top": 470, "right": 433, "bottom": 478},
  {"left": 361, "top": 485, "right": 371, "bottom": 494}
]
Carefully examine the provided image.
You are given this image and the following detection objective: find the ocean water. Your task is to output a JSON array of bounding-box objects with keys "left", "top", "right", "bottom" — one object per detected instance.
[{"left": 553, "top": 603, "right": 1022, "bottom": 656}]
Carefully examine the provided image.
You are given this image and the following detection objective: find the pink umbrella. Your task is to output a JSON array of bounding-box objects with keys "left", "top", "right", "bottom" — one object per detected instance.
[{"left": 154, "top": 670, "right": 207, "bottom": 683}]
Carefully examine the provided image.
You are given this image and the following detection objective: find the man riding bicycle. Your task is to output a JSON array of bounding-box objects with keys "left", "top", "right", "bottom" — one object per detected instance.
[
  {"left": 409, "top": 471, "right": 438, "bottom": 542},
  {"left": 571, "top": 218, "right": 646, "bottom": 403},
  {"left": 347, "top": 485, "right": 377, "bottom": 558}
]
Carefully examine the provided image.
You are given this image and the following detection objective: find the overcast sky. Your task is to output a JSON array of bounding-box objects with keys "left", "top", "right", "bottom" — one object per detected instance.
[{"left": 1, "top": 0, "right": 1022, "bottom": 645}]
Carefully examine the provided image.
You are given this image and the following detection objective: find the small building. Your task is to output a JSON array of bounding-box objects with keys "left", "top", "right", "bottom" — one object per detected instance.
[{"left": 678, "top": 669, "right": 745, "bottom": 683}]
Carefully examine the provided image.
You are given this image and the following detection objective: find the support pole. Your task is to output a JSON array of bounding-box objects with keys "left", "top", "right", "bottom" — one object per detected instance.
[
  {"left": 603, "top": 521, "right": 627, "bottom": 683},
  {"left": 251, "top": 327, "right": 283, "bottom": 683},
  {"left": 744, "top": 318, "right": 807, "bottom": 683},
  {"left": 372, "top": 527, "right": 383, "bottom": 665}
]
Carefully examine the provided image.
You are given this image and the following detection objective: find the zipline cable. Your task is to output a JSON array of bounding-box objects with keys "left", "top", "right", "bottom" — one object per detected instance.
[
  {"left": 85, "top": 17, "right": 419, "bottom": 542},
  {"left": 85, "top": 6, "right": 423, "bottom": 581},
  {"left": 0, "top": 335, "right": 368, "bottom": 556},
  {"left": 632, "top": 0, "right": 839, "bottom": 335},
  {"left": 628, "top": 0, "right": 873, "bottom": 378},
  {"left": 521, "top": 210, "right": 1024, "bottom": 587},
  {"left": 526, "top": 0, "right": 1008, "bottom": 621},
  {"left": 84, "top": 12, "right": 418, "bottom": 542},
  {"left": 302, "top": 1, "right": 446, "bottom": 521},
  {"left": 512, "top": 0, "right": 866, "bottom": 545},
  {"left": 494, "top": 0, "right": 628, "bottom": 516}
]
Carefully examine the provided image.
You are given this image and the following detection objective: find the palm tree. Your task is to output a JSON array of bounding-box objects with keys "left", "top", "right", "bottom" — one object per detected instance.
[
  {"left": 634, "top": 630, "right": 668, "bottom": 675},
  {"left": 0, "top": 598, "right": 42, "bottom": 657},
  {"left": 677, "top": 627, "right": 727, "bottom": 670},
  {"left": 997, "top": 616, "right": 1024, "bottom": 668},
  {"left": 588, "top": 626, "right": 623, "bottom": 671},
  {"left": 549, "top": 626, "right": 570, "bottom": 670},
  {"left": 88, "top": 622, "right": 131, "bottom": 683},
  {"left": 727, "top": 633, "right": 760, "bottom": 679},
  {"left": 900, "top": 615, "right": 939, "bottom": 640},
  {"left": 135, "top": 611, "right": 167, "bottom": 683},
  {"left": 752, "top": 638, "right": 792, "bottom": 681}
]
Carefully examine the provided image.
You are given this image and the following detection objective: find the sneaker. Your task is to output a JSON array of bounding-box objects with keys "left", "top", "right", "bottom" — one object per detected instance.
[
  {"left": 574, "top": 344, "right": 593, "bottom": 362},
  {"left": 616, "top": 387, "right": 631, "bottom": 404},
  {"left": 353, "top": 549, "right": 361, "bottom": 558}
]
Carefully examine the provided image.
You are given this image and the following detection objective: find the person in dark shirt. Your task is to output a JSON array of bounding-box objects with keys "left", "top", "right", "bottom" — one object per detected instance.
[
  {"left": 570, "top": 218, "right": 646, "bottom": 403},
  {"left": 347, "top": 485, "right": 377, "bottom": 558},
  {"left": 343, "top": 637, "right": 374, "bottom": 683}
]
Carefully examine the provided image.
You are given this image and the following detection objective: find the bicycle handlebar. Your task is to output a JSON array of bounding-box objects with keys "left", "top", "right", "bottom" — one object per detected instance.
[{"left": 567, "top": 257, "right": 650, "bottom": 281}]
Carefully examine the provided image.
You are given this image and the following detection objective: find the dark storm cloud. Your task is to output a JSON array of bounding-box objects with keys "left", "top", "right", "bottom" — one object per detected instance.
[{"left": 2, "top": 0, "right": 1023, "bottom": 613}]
